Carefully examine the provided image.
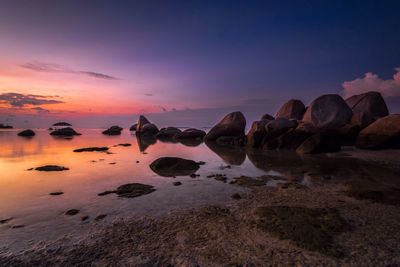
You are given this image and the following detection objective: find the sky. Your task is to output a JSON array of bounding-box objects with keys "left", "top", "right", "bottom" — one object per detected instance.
[{"left": 0, "top": 0, "right": 399, "bottom": 128}]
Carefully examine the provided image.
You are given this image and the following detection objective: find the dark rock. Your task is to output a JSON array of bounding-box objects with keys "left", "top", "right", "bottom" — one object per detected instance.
[
  {"left": 215, "top": 136, "right": 245, "bottom": 146},
  {"left": 0, "top": 217, "right": 13, "bottom": 224},
  {"left": 98, "top": 183, "right": 155, "bottom": 198},
  {"left": 73, "top": 147, "right": 109, "bottom": 152},
  {"left": 156, "top": 127, "right": 181, "bottom": 140},
  {"left": 140, "top": 123, "right": 159, "bottom": 136},
  {"left": 246, "top": 120, "right": 270, "bottom": 148},
  {"left": 264, "top": 118, "right": 298, "bottom": 140},
  {"left": 345, "top": 91, "right": 389, "bottom": 120},
  {"left": 260, "top": 114, "right": 274, "bottom": 120},
  {"left": 50, "top": 127, "right": 81, "bottom": 136},
  {"left": 303, "top": 94, "right": 353, "bottom": 131},
  {"left": 48, "top": 128, "right": 53, "bottom": 131},
  {"left": 173, "top": 181, "right": 182, "bottom": 186},
  {"left": 190, "top": 173, "right": 200, "bottom": 178},
  {"left": 49, "top": 191, "right": 64, "bottom": 196},
  {"left": 254, "top": 206, "right": 349, "bottom": 257},
  {"left": 0, "top": 123, "right": 13, "bottom": 129},
  {"left": 137, "top": 115, "right": 151, "bottom": 132},
  {"left": 276, "top": 129, "right": 313, "bottom": 150},
  {"left": 65, "top": 209, "right": 79, "bottom": 216},
  {"left": 114, "top": 143, "right": 131, "bottom": 147},
  {"left": 349, "top": 112, "right": 374, "bottom": 129},
  {"left": 35, "top": 165, "right": 69, "bottom": 171},
  {"left": 129, "top": 123, "right": 137, "bottom": 131},
  {"left": 174, "top": 128, "right": 206, "bottom": 140},
  {"left": 205, "top": 111, "right": 246, "bottom": 141},
  {"left": 335, "top": 124, "right": 361, "bottom": 146},
  {"left": 17, "top": 129, "right": 35, "bottom": 137},
  {"left": 275, "top": 99, "right": 305, "bottom": 120},
  {"left": 53, "top": 122, "right": 71, "bottom": 126},
  {"left": 95, "top": 214, "right": 107, "bottom": 221},
  {"left": 81, "top": 216, "right": 89, "bottom": 221},
  {"left": 355, "top": 114, "right": 400, "bottom": 149},
  {"left": 231, "top": 193, "right": 242, "bottom": 200},
  {"left": 102, "top": 126, "right": 123, "bottom": 135},
  {"left": 150, "top": 157, "right": 200, "bottom": 177},
  {"left": 296, "top": 133, "right": 342, "bottom": 154},
  {"left": 230, "top": 175, "right": 268, "bottom": 187}
]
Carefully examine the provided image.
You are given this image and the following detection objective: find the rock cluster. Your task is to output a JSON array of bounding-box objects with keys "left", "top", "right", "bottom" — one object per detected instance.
[{"left": 102, "top": 126, "right": 123, "bottom": 135}]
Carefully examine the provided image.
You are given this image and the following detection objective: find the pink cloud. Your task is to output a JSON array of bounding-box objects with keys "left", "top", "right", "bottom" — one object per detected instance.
[{"left": 342, "top": 68, "right": 400, "bottom": 98}]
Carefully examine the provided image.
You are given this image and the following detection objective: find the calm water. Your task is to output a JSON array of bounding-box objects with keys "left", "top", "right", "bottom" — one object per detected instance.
[{"left": 1, "top": 129, "right": 399, "bottom": 252}]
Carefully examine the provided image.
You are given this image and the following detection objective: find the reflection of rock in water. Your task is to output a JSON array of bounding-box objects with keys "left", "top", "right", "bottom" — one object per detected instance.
[
  {"left": 178, "top": 138, "right": 203, "bottom": 147},
  {"left": 205, "top": 140, "right": 246, "bottom": 165},
  {"left": 136, "top": 134, "right": 157, "bottom": 152}
]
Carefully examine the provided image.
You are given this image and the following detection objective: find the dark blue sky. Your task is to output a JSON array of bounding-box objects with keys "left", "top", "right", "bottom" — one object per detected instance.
[{"left": 0, "top": 0, "right": 399, "bottom": 127}]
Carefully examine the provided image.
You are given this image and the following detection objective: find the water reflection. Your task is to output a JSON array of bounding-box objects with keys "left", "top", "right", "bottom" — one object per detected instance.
[{"left": 205, "top": 140, "right": 246, "bottom": 165}]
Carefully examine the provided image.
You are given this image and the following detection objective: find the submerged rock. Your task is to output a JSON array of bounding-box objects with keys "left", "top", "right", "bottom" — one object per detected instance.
[
  {"left": 345, "top": 91, "right": 389, "bottom": 120},
  {"left": 174, "top": 128, "right": 206, "bottom": 140},
  {"left": 35, "top": 165, "right": 69, "bottom": 171},
  {"left": 114, "top": 143, "right": 132, "bottom": 147},
  {"left": 17, "top": 129, "right": 35, "bottom": 137},
  {"left": 50, "top": 127, "right": 81, "bottom": 136},
  {"left": 254, "top": 206, "right": 349, "bottom": 257},
  {"left": 173, "top": 181, "right": 182, "bottom": 186},
  {"left": 49, "top": 191, "right": 64, "bottom": 196},
  {"left": 275, "top": 99, "right": 306, "bottom": 120},
  {"left": 230, "top": 175, "right": 269, "bottom": 187},
  {"left": 303, "top": 94, "right": 353, "bottom": 131},
  {"left": 65, "top": 209, "right": 79, "bottom": 216},
  {"left": 95, "top": 214, "right": 107, "bottom": 221},
  {"left": 150, "top": 157, "right": 200, "bottom": 177},
  {"left": 73, "top": 147, "right": 109, "bottom": 152},
  {"left": 98, "top": 183, "right": 155, "bottom": 198},
  {"left": 205, "top": 111, "right": 246, "bottom": 141},
  {"left": 102, "top": 126, "right": 123, "bottom": 135},
  {"left": 355, "top": 114, "right": 400, "bottom": 149}
]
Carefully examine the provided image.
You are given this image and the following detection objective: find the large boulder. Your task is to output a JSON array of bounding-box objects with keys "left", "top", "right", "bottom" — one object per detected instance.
[
  {"left": 136, "top": 115, "right": 159, "bottom": 136},
  {"left": 18, "top": 129, "right": 35, "bottom": 137},
  {"left": 275, "top": 99, "right": 305, "bottom": 120},
  {"left": 276, "top": 129, "right": 313, "bottom": 150},
  {"left": 205, "top": 111, "right": 246, "bottom": 141},
  {"left": 345, "top": 91, "right": 389, "bottom": 120},
  {"left": 102, "top": 126, "right": 123, "bottom": 135},
  {"left": 137, "top": 115, "right": 151, "bottom": 132},
  {"left": 50, "top": 127, "right": 81, "bottom": 136},
  {"left": 174, "top": 128, "right": 206, "bottom": 140},
  {"left": 303, "top": 94, "right": 353, "bottom": 131},
  {"left": 247, "top": 120, "right": 271, "bottom": 148},
  {"left": 355, "top": 114, "right": 400, "bottom": 149},
  {"left": 149, "top": 157, "right": 201, "bottom": 177},
  {"left": 264, "top": 118, "right": 298, "bottom": 140},
  {"left": 296, "top": 133, "right": 342, "bottom": 154},
  {"left": 349, "top": 112, "right": 374, "bottom": 129}
]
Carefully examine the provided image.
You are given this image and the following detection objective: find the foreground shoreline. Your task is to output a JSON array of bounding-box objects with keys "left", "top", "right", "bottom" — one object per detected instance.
[{"left": 1, "top": 151, "right": 399, "bottom": 266}]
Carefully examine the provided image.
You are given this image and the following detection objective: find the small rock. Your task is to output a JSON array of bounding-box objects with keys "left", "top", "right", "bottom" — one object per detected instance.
[
  {"left": 0, "top": 217, "right": 13, "bottom": 224},
  {"left": 73, "top": 147, "right": 109, "bottom": 152},
  {"left": 65, "top": 209, "right": 80, "bottom": 216},
  {"left": 81, "top": 216, "right": 89, "bottom": 221},
  {"left": 95, "top": 214, "right": 107, "bottom": 221},
  {"left": 17, "top": 129, "right": 35, "bottom": 137},
  {"left": 231, "top": 193, "right": 242, "bottom": 200},
  {"left": 49, "top": 191, "right": 64, "bottom": 196},
  {"left": 190, "top": 173, "right": 200, "bottom": 178},
  {"left": 173, "top": 182, "right": 182, "bottom": 186},
  {"left": 35, "top": 165, "right": 69, "bottom": 171}
]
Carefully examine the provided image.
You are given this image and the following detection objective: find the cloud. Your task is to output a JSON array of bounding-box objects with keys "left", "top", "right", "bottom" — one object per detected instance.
[
  {"left": 342, "top": 68, "right": 400, "bottom": 98},
  {"left": 31, "top": 107, "right": 50, "bottom": 113},
  {"left": 20, "top": 61, "right": 117, "bottom": 80},
  {"left": 0, "top": 93, "right": 64, "bottom": 107}
]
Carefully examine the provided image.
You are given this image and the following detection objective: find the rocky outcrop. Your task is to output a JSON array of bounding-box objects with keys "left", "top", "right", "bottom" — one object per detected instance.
[
  {"left": 50, "top": 127, "right": 81, "bottom": 136},
  {"left": 303, "top": 94, "right": 353, "bottom": 131},
  {"left": 264, "top": 118, "right": 298, "bottom": 140},
  {"left": 246, "top": 120, "right": 271, "bottom": 148},
  {"left": 149, "top": 157, "right": 201, "bottom": 177},
  {"left": 296, "top": 133, "right": 342, "bottom": 154},
  {"left": 136, "top": 115, "right": 159, "bottom": 136},
  {"left": 102, "top": 126, "right": 123, "bottom": 135},
  {"left": 129, "top": 123, "right": 137, "bottom": 131},
  {"left": 345, "top": 91, "right": 389, "bottom": 120},
  {"left": 205, "top": 111, "right": 246, "bottom": 141},
  {"left": 275, "top": 99, "right": 305, "bottom": 120},
  {"left": 17, "top": 129, "right": 35, "bottom": 137},
  {"left": 355, "top": 114, "right": 400, "bottom": 149}
]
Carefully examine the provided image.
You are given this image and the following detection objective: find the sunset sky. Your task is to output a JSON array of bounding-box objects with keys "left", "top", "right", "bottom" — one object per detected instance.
[{"left": 0, "top": 0, "right": 399, "bottom": 128}]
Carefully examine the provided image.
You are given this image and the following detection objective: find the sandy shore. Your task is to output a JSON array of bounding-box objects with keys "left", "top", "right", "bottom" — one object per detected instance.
[{"left": 1, "top": 171, "right": 399, "bottom": 267}]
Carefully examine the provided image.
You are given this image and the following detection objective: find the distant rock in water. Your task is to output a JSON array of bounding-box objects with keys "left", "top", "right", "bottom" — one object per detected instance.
[
  {"left": 205, "top": 111, "right": 246, "bottom": 141},
  {"left": 275, "top": 99, "right": 305, "bottom": 120},
  {"left": 102, "top": 126, "right": 123, "bottom": 135},
  {"left": 150, "top": 157, "right": 201, "bottom": 177},
  {"left": 156, "top": 127, "right": 182, "bottom": 140},
  {"left": 114, "top": 143, "right": 131, "bottom": 147},
  {"left": 98, "top": 183, "right": 155, "bottom": 198},
  {"left": 303, "top": 94, "right": 353, "bottom": 131},
  {"left": 136, "top": 115, "right": 159, "bottom": 136},
  {"left": 0, "top": 123, "right": 13, "bottom": 129},
  {"left": 174, "top": 128, "right": 206, "bottom": 140},
  {"left": 356, "top": 114, "right": 400, "bottom": 149},
  {"left": 35, "top": 165, "right": 69, "bottom": 171},
  {"left": 129, "top": 123, "right": 137, "bottom": 131},
  {"left": 50, "top": 127, "right": 81, "bottom": 136},
  {"left": 17, "top": 129, "right": 35, "bottom": 137},
  {"left": 345, "top": 91, "right": 389, "bottom": 120},
  {"left": 73, "top": 147, "right": 109, "bottom": 152},
  {"left": 53, "top": 122, "right": 72, "bottom": 127}
]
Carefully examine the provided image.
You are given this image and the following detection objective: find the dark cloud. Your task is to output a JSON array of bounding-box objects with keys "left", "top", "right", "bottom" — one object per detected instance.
[
  {"left": 0, "top": 93, "right": 64, "bottom": 107},
  {"left": 20, "top": 61, "right": 117, "bottom": 80},
  {"left": 31, "top": 107, "right": 50, "bottom": 113}
]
